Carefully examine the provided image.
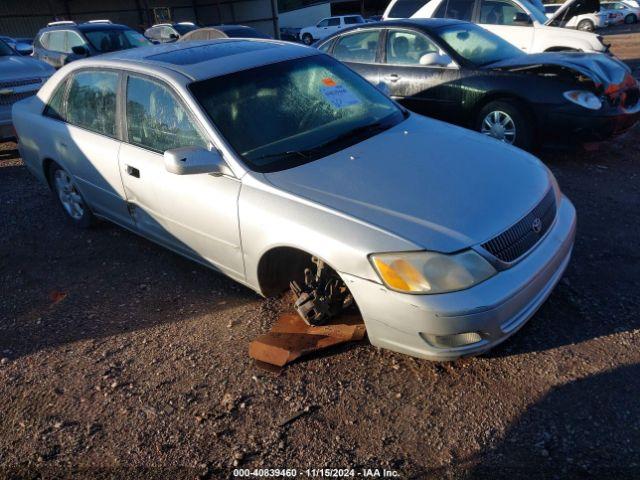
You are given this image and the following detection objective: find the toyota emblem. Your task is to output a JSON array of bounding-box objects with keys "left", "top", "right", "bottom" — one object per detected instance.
[{"left": 532, "top": 217, "right": 542, "bottom": 234}]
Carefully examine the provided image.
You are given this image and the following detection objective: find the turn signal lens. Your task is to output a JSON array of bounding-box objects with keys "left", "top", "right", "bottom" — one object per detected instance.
[{"left": 370, "top": 250, "right": 496, "bottom": 294}]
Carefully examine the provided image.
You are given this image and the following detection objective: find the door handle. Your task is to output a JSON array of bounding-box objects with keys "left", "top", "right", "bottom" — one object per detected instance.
[
  {"left": 126, "top": 165, "right": 140, "bottom": 178},
  {"left": 385, "top": 73, "right": 401, "bottom": 83}
]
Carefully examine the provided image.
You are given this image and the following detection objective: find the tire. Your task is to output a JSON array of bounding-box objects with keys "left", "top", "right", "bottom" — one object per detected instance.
[
  {"left": 48, "top": 162, "right": 94, "bottom": 228},
  {"left": 301, "top": 33, "right": 313, "bottom": 45},
  {"left": 476, "top": 100, "right": 534, "bottom": 151},
  {"left": 577, "top": 19, "right": 595, "bottom": 31},
  {"left": 625, "top": 14, "right": 637, "bottom": 24}
]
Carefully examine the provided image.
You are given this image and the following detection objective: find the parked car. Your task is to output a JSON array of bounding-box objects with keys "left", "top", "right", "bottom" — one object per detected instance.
[
  {"left": 543, "top": 4, "right": 608, "bottom": 31},
  {"left": 300, "top": 15, "right": 366, "bottom": 44},
  {"left": 13, "top": 39, "right": 576, "bottom": 360},
  {"left": 280, "top": 26, "right": 302, "bottom": 41},
  {"left": 601, "top": 1, "right": 639, "bottom": 23},
  {"left": 0, "top": 38, "right": 54, "bottom": 141},
  {"left": 144, "top": 22, "right": 198, "bottom": 43},
  {"left": 0, "top": 35, "right": 33, "bottom": 55},
  {"left": 317, "top": 19, "right": 639, "bottom": 149},
  {"left": 386, "top": 0, "right": 609, "bottom": 53},
  {"left": 179, "top": 25, "right": 271, "bottom": 41},
  {"left": 33, "top": 20, "right": 151, "bottom": 68}
]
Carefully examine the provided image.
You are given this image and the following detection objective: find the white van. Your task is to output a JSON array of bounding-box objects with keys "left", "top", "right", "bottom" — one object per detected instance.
[{"left": 383, "top": 0, "right": 609, "bottom": 53}]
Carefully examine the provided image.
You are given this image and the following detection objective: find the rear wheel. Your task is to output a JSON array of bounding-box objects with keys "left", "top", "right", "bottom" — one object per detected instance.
[
  {"left": 577, "top": 19, "right": 595, "bottom": 31},
  {"left": 476, "top": 100, "right": 533, "bottom": 151},
  {"left": 625, "top": 13, "right": 637, "bottom": 24},
  {"left": 49, "top": 163, "right": 94, "bottom": 228},
  {"left": 301, "top": 33, "right": 314, "bottom": 45}
]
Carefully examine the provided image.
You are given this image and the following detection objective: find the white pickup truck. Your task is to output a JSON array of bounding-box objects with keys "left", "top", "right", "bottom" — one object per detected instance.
[{"left": 300, "top": 15, "right": 366, "bottom": 44}]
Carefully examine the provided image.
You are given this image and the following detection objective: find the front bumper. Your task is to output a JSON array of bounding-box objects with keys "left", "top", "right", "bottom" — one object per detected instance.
[
  {"left": 342, "top": 195, "right": 576, "bottom": 361},
  {"left": 540, "top": 101, "right": 640, "bottom": 144}
]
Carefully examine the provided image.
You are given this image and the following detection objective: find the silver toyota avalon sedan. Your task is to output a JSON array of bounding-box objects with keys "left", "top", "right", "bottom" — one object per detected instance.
[{"left": 12, "top": 39, "right": 576, "bottom": 361}]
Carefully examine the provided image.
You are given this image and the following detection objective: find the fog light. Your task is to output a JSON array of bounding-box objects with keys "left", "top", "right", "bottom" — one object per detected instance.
[{"left": 420, "top": 332, "right": 482, "bottom": 348}]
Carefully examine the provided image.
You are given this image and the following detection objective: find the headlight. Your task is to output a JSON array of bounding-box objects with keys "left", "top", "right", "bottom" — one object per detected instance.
[
  {"left": 369, "top": 250, "right": 497, "bottom": 294},
  {"left": 563, "top": 90, "right": 602, "bottom": 110}
]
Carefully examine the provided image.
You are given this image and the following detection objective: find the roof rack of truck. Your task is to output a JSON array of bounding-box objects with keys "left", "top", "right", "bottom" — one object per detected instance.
[
  {"left": 47, "top": 20, "right": 76, "bottom": 27},
  {"left": 85, "top": 19, "right": 112, "bottom": 24}
]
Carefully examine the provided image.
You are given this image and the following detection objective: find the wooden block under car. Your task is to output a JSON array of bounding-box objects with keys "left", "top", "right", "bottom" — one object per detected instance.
[{"left": 248, "top": 312, "right": 366, "bottom": 367}]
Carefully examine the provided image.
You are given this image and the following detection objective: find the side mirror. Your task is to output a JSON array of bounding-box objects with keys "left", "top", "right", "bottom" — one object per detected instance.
[
  {"left": 513, "top": 12, "right": 532, "bottom": 25},
  {"left": 375, "top": 81, "right": 391, "bottom": 96},
  {"left": 419, "top": 52, "right": 453, "bottom": 67},
  {"left": 164, "top": 146, "right": 233, "bottom": 176},
  {"left": 169, "top": 33, "right": 179, "bottom": 40},
  {"left": 16, "top": 43, "right": 33, "bottom": 55},
  {"left": 71, "top": 45, "right": 88, "bottom": 55}
]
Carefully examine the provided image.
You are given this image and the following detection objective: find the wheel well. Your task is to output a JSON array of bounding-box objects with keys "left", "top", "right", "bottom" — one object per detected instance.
[
  {"left": 257, "top": 247, "right": 318, "bottom": 297},
  {"left": 42, "top": 158, "right": 57, "bottom": 188}
]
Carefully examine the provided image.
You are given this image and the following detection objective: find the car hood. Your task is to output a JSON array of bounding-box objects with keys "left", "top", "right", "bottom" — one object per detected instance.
[
  {"left": 486, "top": 52, "right": 631, "bottom": 90},
  {"left": 546, "top": 0, "right": 600, "bottom": 24},
  {"left": 263, "top": 115, "right": 551, "bottom": 253},
  {"left": 0, "top": 55, "right": 53, "bottom": 81}
]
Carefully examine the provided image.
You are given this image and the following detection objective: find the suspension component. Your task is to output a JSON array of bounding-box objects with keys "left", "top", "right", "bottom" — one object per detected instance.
[{"left": 290, "top": 256, "right": 353, "bottom": 326}]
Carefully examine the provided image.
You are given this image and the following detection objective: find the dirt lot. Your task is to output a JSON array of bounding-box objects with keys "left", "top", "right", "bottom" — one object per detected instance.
[{"left": 1, "top": 30, "right": 640, "bottom": 480}]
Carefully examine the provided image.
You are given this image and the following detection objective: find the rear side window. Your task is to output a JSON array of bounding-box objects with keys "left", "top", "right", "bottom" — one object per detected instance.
[
  {"left": 434, "top": 0, "right": 476, "bottom": 20},
  {"left": 328, "top": 18, "right": 341, "bottom": 26},
  {"left": 333, "top": 30, "right": 381, "bottom": 63},
  {"left": 125, "top": 75, "right": 206, "bottom": 153},
  {"left": 44, "top": 79, "right": 68, "bottom": 120},
  {"left": 388, "top": 0, "right": 430, "bottom": 17},
  {"left": 66, "top": 70, "right": 119, "bottom": 137}
]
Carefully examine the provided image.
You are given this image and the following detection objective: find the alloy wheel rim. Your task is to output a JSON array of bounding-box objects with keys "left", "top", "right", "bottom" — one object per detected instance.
[
  {"left": 579, "top": 22, "right": 592, "bottom": 30},
  {"left": 481, "top": 110, "right": 516, "bottom": 144},
  {"left": 54, "top": 170, "right": 85, "bottom": 220}
]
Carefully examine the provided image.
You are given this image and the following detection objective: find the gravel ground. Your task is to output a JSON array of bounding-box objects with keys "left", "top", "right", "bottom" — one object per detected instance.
[{"left": 1, "top": 32, "right": 640, "bottom": 480}]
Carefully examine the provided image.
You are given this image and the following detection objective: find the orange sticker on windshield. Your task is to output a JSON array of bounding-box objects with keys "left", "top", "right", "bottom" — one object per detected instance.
[{"left": 322, "top": 77, "right": 337, "bottom": 87}]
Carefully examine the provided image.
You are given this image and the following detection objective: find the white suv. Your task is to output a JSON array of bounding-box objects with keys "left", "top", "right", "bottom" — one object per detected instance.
[
  {"left": 300, "top": 15, "right": 365, "bottom": 44},
  {"left": 544, "top": 4, "right": 608, "bottom": 31},
  {"left": 384, "top": 0, "right": 609, "bottom": 53}
]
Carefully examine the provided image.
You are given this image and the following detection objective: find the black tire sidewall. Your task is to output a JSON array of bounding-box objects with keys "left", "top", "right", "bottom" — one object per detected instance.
[
  {"left": 302, "top": 33, "right": 313, "bottom": 45},
  {"left": 48, "top": 163, "right": 94, "bottom": 229},
  {"left": 625, "top": 14, "right": 636, "bottom": 24},
  {"left": 476, "top": 100, "right": 534, "bottom": 151}
]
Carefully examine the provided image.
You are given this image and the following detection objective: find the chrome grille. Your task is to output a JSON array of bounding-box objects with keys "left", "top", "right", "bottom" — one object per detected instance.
[
  {"left": 481, "top": 189, "right": 556, "bottom": 263},
  {"left": 0, "top": 78, "right": 41, "bottom": 89},
  {"left": 0, "top": 90, "right": 37, "bottom": 106}
]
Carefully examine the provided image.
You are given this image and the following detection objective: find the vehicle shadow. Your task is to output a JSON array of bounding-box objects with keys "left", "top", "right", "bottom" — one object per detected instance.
[{"left": 468, "top": 363, "right": 640, "bottom": 478}]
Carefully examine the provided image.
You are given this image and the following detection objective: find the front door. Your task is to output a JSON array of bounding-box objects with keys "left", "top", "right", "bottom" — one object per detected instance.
[
  {"left": 478, "top": 0, "right": 535, "bottom": 51},
  {"left": 119, "top": 74, "right": 244, "bottom": 280},
  {"left": 378, "top": 29, "right": 462, "bottom": 121}
]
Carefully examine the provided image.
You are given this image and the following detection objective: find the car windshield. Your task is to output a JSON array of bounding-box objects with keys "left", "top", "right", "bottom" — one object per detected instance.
[
  {"left": 0, "top": 39, "right": 16, "bottom": 56},
  {"left": 435, "top": 23, "right": 525, "bottom": 66},
  {"left": 84, "top": 28, "right": 151, "bottom": 52},
  {"left": 174, "top": 23, "right": 198, "bottom": 34},
  {"left": 190, "top": 54, "right": 406, "bottom": 173}
]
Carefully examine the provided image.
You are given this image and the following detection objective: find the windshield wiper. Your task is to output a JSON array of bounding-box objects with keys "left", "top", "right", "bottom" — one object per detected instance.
[
  {"left": 305, "top": 121, "right": 389, "bottom": 157},
  {"left": 251, "top": 150, "right": 310, "bottom": 163}
]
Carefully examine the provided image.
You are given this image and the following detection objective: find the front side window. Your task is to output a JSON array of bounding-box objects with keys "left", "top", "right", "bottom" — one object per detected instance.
[
  {"left": 317, "top": 19, "right": 329, "bottom": 27},
  {"left": 84, "top": 29, "right": 150, "bottom": 52},
  {"left": 328, "top": 18, "right": 341, "bottom": 26},
  {"left": 435, "top": 22, "right": 524, "bottom": 65},
  {"left": 47, "top": 31, "right": 66, "bottom": 52},
  {"left": 126, "top": 75, "right": 206, "bottom": 153},
  {"left": 480, "top": 0, "right": 528, "bottom": 25},
  {"left": 161, "top": 26, "right": 177, "bottom": 39},
  {"left": 333, "top": 30, "right": 381, "bottom": 63},
  {"left": 189, "top": 54, "right": 405, "bottom": 173},
  {"left": 66, "top": 31, "right": 87, "bottom": 53},
  {"left": 388, "top": 0, "right": 430, "bottom": 17},
  {"left": 66, "top": 70, "right": 119, "bottom": 137},
  {"left": 386, "top": 30, "right": 440, "bottom": 65},
  {"left": 434, "top": 0, "right": 475, "bottom": 20}
]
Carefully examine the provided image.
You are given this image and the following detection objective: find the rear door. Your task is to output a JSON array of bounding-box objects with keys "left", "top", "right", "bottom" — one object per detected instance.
[
  {"left": 46, "top": 68, "right": 132, "bottom": 226},
  {"left": 329, "top": 29, "right": 383, "bottom": 85},
  {"left": 378, "top": 28, "right": 462, "bottom": 120},
  {"left": 119, "top": 73, "right": 244, "bottom": 279}
]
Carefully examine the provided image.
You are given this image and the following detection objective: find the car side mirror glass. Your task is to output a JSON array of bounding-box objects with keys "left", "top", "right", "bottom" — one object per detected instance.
[
  {"left": 71, "top": 45, "right": 88, "bottom": 55},
  {"left": 513, "top": 12, "right": 533, "bottom": 25},
  {"left": 375, "top": 81, "right": 391, "bottom": 97},
  {"left": 164, "top": 146, "right": 232, "bottom": 176},
  {"left": 419, "top": 52, "right": 453, "bottom": 67},
  {"left": 16, "top": 44, "right": 33, "bottom": 55},
  {"left": 169, "top": 33, "right": 179, "bottom": 39}
]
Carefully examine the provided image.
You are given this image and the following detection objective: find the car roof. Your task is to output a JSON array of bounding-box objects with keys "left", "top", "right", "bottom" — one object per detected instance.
[
  {"left": 40, "top": 23, "right": 130, "bottom": 33},
  {"left": 333, "top": 18, "right": 466, "bottom": 33},
  {"left": 94, "top": 38, "right": 317, "bottom": 81}
]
